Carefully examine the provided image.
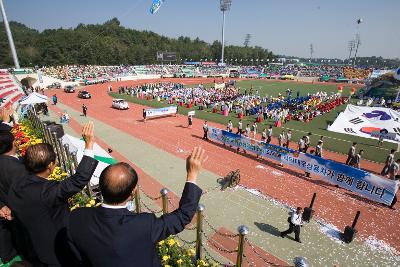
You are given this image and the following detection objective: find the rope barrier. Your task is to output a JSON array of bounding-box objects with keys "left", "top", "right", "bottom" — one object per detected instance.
[
  {"left": 174, "top": 235, "right": 197, "bottom": 245},
  {"left": 243, "top": 254, "right": 255, "bottom": 266},
  {"left": 201, "top": 230, "right": 238, "bottom": 254},
  {"left": 139, "top": 199, "right": 163, "bottom": 214},
  {"left": 202, "top": 245, "right": 231, "bottom": 266},
  {"left": 244, "top": 238, "right": 280, "bottom": 266},
  {"left": 203, "top": 217, "right": 239, "bottom": 238},
  {"left": 167, "top": 198, "right": 177, "bottom": 209},
  {"left": 139, "top": 186, "right": 163, "bottom": 200},
  {"left": 184, "top": 224, "right": 197, "bottom": 231}
]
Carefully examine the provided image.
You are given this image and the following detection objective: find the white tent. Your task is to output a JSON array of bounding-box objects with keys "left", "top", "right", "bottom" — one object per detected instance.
[
  {"left": 20, "top": 92, "right": 48, "bottom": 105},
  {"left": 62, "top": 134, "right": 117, "bottom": 186}
]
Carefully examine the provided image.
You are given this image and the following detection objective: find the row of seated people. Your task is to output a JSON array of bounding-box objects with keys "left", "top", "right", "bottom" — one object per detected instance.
[{"left": 0, "top": 108, "right": 206, "bottom": 266}]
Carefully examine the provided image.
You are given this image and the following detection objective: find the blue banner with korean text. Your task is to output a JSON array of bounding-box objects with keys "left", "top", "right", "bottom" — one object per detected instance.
[
  {"left": 281, "top": 152, "right": 398, "bottom": 206},
  {"left": 208, "top": 127, "right": 290, "bottom": 162},
  {"left": 208, "top": 126, "right": 399, "bottom": 206}
]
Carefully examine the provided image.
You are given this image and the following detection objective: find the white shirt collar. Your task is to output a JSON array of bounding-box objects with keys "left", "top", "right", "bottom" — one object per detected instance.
[{"left": 101, "top": 203, "right": 128, "bottom": 209}]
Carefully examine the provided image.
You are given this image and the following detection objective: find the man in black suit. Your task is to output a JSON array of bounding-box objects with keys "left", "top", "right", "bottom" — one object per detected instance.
[
  {"left": 0, "top": 131, "right": 28, "bottom": 263},
  {"left": 66, "top": 147, "right": 206, "bottom": 267},
  {"left": 8, "top": 122, "right": 98, "bottom": 266}
]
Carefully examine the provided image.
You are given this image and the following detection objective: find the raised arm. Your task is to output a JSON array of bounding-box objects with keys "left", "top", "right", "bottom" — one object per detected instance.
[
  {"left": 150, "top": 147, "right": 206, "bottom": 243},
  {"left": 47, "top": 122, "right": 98, "bottom": 204}
]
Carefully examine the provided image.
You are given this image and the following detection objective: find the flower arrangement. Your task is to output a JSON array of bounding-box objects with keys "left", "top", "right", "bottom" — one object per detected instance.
[
  {"left": 157, "top": 238, "right": 216, "bottom": 267},
  {"left": 11, "top": 121, "right": 43, "bottom": 156}
]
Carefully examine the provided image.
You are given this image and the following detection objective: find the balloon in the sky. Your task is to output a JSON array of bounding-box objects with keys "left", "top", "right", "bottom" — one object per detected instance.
[
  {"left": 149, "top": 0, "right": 165, "bottom": 14},
  {"left": 356, "top": 18, "right": 363, "bottom": 24}
]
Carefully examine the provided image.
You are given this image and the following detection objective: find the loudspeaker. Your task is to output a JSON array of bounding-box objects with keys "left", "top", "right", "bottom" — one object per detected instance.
[
  {"left": 302, "top": 207, "right": 314, "bottom": 222},
  {"left": 342, "top": 226, "right": 357, "bottom": 243},
  {"left": 47, "top": 124, "right": 64, "bottom": 139}
]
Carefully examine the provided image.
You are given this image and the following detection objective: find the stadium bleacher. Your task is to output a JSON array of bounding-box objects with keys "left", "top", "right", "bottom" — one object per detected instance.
[{"left": 0, "top": 71, "right": 25, "bottom": 108}]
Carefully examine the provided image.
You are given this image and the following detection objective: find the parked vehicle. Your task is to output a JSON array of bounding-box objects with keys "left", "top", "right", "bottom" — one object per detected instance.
[
  {"left": 47, "top": 82, "right": 61, "bottom": 89},
  {"left": 112, "top": 99, "right": 129, "bottom": 110},
  {"left": 64, "top": 85, "right": 75, "bottom": 93},
  {"left": 78, "top": 90, "right": 91, "bottom": 99}
]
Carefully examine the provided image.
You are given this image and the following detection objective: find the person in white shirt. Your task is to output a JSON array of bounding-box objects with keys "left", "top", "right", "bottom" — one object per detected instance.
[
  {"left": 285, "top": 130, "right": 292, "bottom": 148},
  {"left": 267, "top": 126, "right": 273, "bottom": 144},
  {"left": 278, "top": 131, "right": 286, "bottom": 147},
  {"left": 346, "top": 142, "right": 357, "bottom": 165},
  {"left": 389, "top": 159, "right": 400, "bottom": 180},
  {"left": 227, "top": 120, "right": 233, "bottom": 133},
  {"left": 304, "top": 132, "right": 311, "bottom": 152},
  {"left": 280, "top": 207, "right": 303, "bottom": 243},
  {"left": 245, "top": 124, "right": 251, "bottom": 137},
  {"left": 252, "top": 122, "right": 257, "bottom": 139},
  {"left": 236, "top": 120, "right": 243, "bottom": 135},
  {"left": 202, "top": 121, "right": 208, "bottom": 140},
  {"left": 382, "top": 149, "right": 396, "bottom": 176},
  {"left": 261, "top": 129, "right": 267, "bottom": 143},
  {"left": 315, "top": 141, "right": 323, "bottom": 157},
  {"left": 298, "top": 137, "right": 305, "bottom": 152}
]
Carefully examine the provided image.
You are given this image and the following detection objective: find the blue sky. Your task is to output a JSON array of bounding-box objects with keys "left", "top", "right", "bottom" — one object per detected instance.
[{"left": 2, "top": 0, "right": 400, "bottom": 59}]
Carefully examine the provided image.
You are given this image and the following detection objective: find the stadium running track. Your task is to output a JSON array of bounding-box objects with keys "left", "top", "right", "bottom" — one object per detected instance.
[{"left": 46, "top": 77, "right": 400, "bottom": 256}]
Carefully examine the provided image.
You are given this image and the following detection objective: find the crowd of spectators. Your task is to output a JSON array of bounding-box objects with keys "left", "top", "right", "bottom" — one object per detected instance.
[
  {"left": 40, "top": 65, "right": 138, "bottom": 81},
  {"left": 40, "top": 64, "right": 376, "bottom": 83},
  {"left": 343, "top": 66, "right": 373, "bottom": 80},
  {"left": 261, "top": 64, "right": 344, "bottom": 79}
]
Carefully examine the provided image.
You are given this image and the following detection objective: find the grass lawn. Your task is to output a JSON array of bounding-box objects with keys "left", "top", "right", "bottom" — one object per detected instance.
[{"left": 110, "top": 80, "right": 397, "bottom": 163}]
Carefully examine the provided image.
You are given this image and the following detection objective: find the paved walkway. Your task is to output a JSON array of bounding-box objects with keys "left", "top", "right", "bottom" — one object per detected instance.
[{"left": 45, "top": 103, "right": 400, "bottom": 266}]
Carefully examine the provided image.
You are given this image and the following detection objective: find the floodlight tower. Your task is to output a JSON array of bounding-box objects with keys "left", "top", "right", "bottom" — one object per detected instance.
[
  {"left": 348, "top": 40, "right": 355, "bottom": 61},
  {"left": 0, "top": 0, "right": 20, "bottom": 68},
  {"left": 244, "top": 34, "right": 251, "bottom": 47},
  {"left": 352, "top": 18, "right": 363, "bottom": 66},
  {"left": 353, "top": 34, "right": 361, "bottom": 66},
  {"left": 310, "top": 44, "right": 314, "bottom": 60},
  {"left": 220, "top": 0, "right": 232, "bottom": 65}
]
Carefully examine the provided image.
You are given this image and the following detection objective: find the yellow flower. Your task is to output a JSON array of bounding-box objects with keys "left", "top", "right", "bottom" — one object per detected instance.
[
  {"left": 187, "top": 249, "right": 195, "bottom": 256},
  {"left": 85, "top": 203, "right": 92, "bottom": 207},
  {"left": 89, "top": 199, "right": 96, "bottom": 205},
  {"left": 158, "top": 240, "right": 165, "bottom": 245},
  {"left": 176, "top": 259, "right": 183, "bottom": 265},
  {"left": 164, "top": 265, "right": 171, "bottom": 267},
  {"left": 162, "top": 255, "right": 170, "bottom": 262},
  {"left": 167, "top": 239, "right": 175, "bottom": 246},
  {"left": 197, "top": 260, "right": 208, "bottom": 267}
]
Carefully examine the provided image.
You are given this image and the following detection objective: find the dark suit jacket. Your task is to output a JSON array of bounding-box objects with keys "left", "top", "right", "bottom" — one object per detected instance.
[
  {"left": 67, "top": 182, "right": 202, "bottom": 267},
  {"left": 8, "top": 155, "right": 98, "bottom": 266},
  {"left": 0, "top": 122, "right": 12, "bottom": 133},
  {"left": 0, "top": 155, "right": 27, "bottom": 209}
]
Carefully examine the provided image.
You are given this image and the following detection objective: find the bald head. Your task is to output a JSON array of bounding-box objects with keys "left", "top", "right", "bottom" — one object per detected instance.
[{"left": 99, "top": 162, "right": 138, "bottom": 205}]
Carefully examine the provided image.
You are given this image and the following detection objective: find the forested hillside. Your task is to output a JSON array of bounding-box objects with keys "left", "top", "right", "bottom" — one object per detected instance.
[{"left": 0, "top": 18, "right": 274, "bottom": 67}]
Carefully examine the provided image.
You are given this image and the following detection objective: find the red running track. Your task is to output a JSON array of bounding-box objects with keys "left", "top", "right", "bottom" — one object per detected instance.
[{"left": 46, "top": 78, "right": 399, "bottom": 252}]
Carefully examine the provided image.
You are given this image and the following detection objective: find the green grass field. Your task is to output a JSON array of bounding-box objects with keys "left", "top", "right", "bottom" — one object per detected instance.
[{"left": 110, "top": 80, "right": 397, "bottom": 163}]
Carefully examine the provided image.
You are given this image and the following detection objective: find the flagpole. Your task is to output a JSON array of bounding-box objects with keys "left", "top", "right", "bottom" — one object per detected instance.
[{"left": 0, "top": 0, "right": 20, "bottom": 68}]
